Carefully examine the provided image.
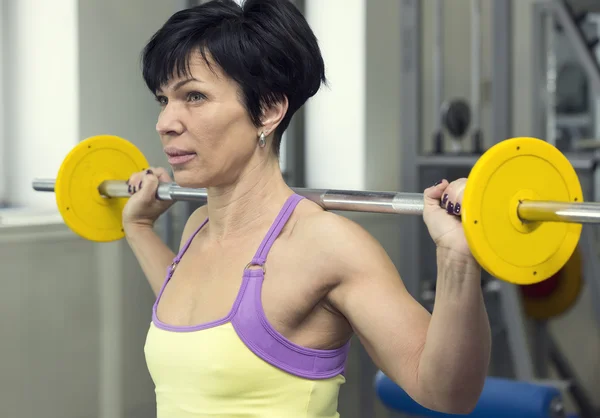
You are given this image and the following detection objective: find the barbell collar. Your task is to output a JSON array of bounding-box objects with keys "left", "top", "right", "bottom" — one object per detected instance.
[{"left": 32, "top": 178, "right": 600, "bottom": 223}]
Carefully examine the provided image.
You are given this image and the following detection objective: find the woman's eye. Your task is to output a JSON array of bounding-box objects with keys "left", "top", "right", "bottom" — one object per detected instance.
[
  {"left": 187, "top": 92, "right": 205, "bottom": 103},
  {"left": 155, "top": 96, "right": 168, "bottom": 106}
]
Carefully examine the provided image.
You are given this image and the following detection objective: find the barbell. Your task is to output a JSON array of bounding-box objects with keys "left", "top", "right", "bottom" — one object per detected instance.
[{"left": 32, "top": 134, "right": 598, "bottom": 285}]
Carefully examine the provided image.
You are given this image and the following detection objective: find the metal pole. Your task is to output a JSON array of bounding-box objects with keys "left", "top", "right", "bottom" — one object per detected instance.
[
  {"left": 517, "top": 200, "right": 600, "bottom": 223},
  {"left": 491, "top": 0, "right": 512, "bottom": 146},
  {"left": 545, "top": 9, "right": 558, "bottom": 146},
  {"left": 285, "top": 0, "right": 306, "bottom": 188},
  {"left": 433, "top": 0, "right": 443, "bottom": 131},
  {"left": 471, "top": 0, "right": 480, "bottom": 133},
  {"left": 497, "top": 280, "right": 536, "bottom": 381},
  {"left": 32, "top": 178, "right": 600, "bottom": 224},
  {"left": 532, "top": 320, "right": 550, "bottom": 378},
  {"left": 32, "top": 179, "right": 425, "bottom": 215},
  {"left": 532, "top": 2, "right": 551, "bottom": 140},
  {"left": 433, "top": 0, "right": 444, "bottom": 154},
  {"left": 471, "top": 0, "right": 483, "bottom": 153},
  {"left": 398, "top": 0, "right": 422, "bottom": 303}
]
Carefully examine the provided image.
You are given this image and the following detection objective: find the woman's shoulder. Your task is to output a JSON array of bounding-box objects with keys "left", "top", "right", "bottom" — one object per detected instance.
[
  {"left": 291, "top": 199, "right": 384, "bottom": 262},
  {"left": 290, "top": 200, "right": 398, "bottom": 287}
]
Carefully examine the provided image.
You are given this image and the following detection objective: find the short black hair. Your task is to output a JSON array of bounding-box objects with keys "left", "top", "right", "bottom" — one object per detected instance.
[{"left": 141, "top": 0, "right": 326, "bottom": 156}]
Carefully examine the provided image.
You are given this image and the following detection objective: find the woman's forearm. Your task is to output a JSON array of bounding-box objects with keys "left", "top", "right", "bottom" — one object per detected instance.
[
  {"left": 125, "top": 224, "right": 176, "bottom": 296},
  {"left": 417, "top": 248, "right": 491, "bottom": 413}
]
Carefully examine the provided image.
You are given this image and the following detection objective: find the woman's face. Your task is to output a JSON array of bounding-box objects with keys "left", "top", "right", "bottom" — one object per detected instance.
[{"left": 154, "top": 51, "right": 261, "bottom": 189}]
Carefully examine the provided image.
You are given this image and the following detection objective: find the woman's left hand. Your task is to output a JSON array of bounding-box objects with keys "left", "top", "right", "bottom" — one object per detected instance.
[{"left": 422, "top": 178, "right": 472, "bottom": 258}]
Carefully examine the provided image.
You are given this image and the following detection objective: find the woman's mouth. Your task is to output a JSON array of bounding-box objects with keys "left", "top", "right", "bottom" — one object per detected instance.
[{"left": 164, "top": 147, "right": 197, "bottom": 166}]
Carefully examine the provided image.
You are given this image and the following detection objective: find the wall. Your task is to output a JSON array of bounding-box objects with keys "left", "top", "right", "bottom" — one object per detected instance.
[
  {"left": 304, "top": 0, "right": 366, "bottom": 190},
  {"left": 303, "top": 0, "right": 402, "bottom": 193},
  {"left": 365, "top": 0, "right": 402, "bottom": 192},
  {"left": 0, "top": 223, "right": 100, "bottom": 418}
]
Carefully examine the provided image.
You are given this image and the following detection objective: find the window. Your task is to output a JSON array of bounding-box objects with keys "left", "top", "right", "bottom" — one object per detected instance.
[{"left": 0, "top": 0, "right": 78, "bottom": 211}]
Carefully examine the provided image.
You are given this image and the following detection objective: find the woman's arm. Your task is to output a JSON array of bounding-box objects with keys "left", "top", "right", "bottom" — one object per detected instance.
[
  {"left": 412, "top": 248, "right": 490, "bottom": 412},
  {"left": 319, "top": 214, "right": 490, "bottom": 414}
]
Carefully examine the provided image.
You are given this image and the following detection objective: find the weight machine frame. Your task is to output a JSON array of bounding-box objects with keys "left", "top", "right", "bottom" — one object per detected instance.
[
  {"left": 531, "top": 0, "right": 600, "bottom": 327},
  {"left": 398, "top": 0, "right": 600, "bottom": 417}
]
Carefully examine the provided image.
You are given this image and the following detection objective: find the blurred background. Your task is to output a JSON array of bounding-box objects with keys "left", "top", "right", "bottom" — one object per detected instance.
[{"left": 1, "top": 0, "right": 600, "bottom": 417}]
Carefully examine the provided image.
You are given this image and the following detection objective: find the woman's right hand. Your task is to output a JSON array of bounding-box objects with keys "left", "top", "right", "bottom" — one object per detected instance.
[{"left": 122, "top": 167, "right": 175, "bottom": 230}]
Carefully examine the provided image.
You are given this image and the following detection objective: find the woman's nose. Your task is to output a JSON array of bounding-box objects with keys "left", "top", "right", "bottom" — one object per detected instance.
[{"left": 156, "top": 105, "right": 184, "bottom": 136}]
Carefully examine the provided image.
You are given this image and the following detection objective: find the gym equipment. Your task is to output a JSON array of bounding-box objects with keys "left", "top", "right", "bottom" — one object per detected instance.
[
  {"left": 556, "top": 62, "right": 589, "bottom": 115},
  {"left": 441, "top": 99, "right": 472, "bottom": 138},
  {"left": 374, "top": 371, "right": 564, "bottom": 418},
  {"left": 50, "top": 135, "right": 150, "bottom": 242},
  {"left": 460, "top": 136, "right": 584, "bottom": 286},
  {"left": 33, "top": 135, "right": 599, "bottom": 284},
  {"left": 520, "top": 247, "right": 583, "bottom": 320}
]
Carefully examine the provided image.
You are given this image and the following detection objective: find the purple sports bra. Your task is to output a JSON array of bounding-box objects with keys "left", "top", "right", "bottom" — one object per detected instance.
[{"left": 151, "top": 193, "right": 351, "bottom": 379}]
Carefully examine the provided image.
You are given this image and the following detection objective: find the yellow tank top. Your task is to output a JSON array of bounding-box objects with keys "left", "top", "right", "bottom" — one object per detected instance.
[{"left": 144, "top": 194, "right": 351, "bottom": 417}]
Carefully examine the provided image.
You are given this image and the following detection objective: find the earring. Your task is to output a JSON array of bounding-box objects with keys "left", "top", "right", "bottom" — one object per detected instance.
[{"left": 258, "top": 132, "right": 267, "bottom": 148}]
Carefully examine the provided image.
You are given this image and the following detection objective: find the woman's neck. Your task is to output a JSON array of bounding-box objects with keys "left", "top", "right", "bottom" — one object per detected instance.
[{"left": 205, "top": 156, "right": 293, "bottom": 241}]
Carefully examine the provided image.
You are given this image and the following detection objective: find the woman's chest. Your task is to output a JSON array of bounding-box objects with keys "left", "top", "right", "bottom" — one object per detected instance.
[{"left": 154, "top": 250, "right": 333, "bottom": 336}]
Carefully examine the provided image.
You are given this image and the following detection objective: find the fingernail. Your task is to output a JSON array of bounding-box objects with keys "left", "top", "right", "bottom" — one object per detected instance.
[
  {"left": 433, "top": 180, "right": 442, "bottom": 186},
  {"left": 146, "top": 169, "right": 153, "bottom": 175},
  {"left": 138, "top": 181, "right": 142, "bottom": 190},
  {"left": 442, "top": 194, "right": 449, "bottom": 204},
  {"left": 128, "top": 184, "right": 132, "bottom": 194},
  {"left": 454, "top": 203, "right": 461, "bottom": 214},
  {"left": 446, "top": 202, "right": 454, "bottom": 214}
]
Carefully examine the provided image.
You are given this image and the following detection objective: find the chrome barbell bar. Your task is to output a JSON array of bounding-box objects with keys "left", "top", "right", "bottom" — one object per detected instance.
[{"left": 31, "top": 178, "right": 600, "bottom": 224}]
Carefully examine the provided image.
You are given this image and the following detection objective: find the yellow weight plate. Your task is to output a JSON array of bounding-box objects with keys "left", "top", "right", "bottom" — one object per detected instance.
[
  {"left": 55, "top": 135, "right": 149, "bottom": 242},
  {"left": 462, "top": 137, "right": 582, "bottom": 285},
  {"left": 521, "top": 247, "right": 583, "bottom": 320}
]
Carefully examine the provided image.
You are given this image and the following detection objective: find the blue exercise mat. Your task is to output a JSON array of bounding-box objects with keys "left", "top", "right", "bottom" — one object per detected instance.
[{"left": 375, "top": 371, "right": 562, "bottom": 418}]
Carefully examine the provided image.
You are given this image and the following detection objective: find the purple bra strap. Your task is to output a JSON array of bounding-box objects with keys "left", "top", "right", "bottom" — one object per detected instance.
[
  {"left": 173, "top": 217, "right": 209, "bottom": 264},
  {"left": 250, "top": 194, "right": 304, "bottom": 266}
]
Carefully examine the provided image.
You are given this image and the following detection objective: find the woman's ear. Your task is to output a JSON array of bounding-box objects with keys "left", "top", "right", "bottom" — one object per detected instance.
[{"left": 260, "top": 95, "right": 289, "bottom": 136}]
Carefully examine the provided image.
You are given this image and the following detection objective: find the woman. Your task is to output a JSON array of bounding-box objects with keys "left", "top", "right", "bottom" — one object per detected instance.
[{"left": 124, "top": 0, "right": 491, "bottom": 417}]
